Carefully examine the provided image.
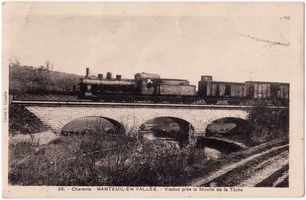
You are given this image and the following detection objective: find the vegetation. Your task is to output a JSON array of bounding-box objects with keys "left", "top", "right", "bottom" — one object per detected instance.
[
  {"left": 9, "top": 133, "right": 196, "bottom": 186},
  {"left": 8, "top": 132, "right": 288, "bottom": 186},
  {"left": 9, "top": 104, "right": 48, "bottom": 135},
  {"left": 247, "top": 100, "right": 289, "bottom": 144},
  {"left": 9, "top": 62, "right": 80, "bottom": 95}
]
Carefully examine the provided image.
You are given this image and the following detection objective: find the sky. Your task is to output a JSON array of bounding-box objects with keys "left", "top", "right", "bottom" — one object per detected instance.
[{"left": 7, "top": 3, "right": 300, "bottom": 86}]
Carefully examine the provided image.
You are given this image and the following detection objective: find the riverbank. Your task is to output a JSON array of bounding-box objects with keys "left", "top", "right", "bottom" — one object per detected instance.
[{"left": 9, "top": 130, "right": 58, "bottom": 145}]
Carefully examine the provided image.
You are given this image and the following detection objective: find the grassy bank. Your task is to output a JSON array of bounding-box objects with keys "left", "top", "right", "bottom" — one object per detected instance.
[
  {"left": 9, "top": 63, "right": 80, "bottom": 95},
  {"left": 9, "top": 104, "right": 48, "bottom": 135}
]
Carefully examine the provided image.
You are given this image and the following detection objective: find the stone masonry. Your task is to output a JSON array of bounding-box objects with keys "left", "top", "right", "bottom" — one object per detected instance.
[{"left": 24, "top": 104, "right": 249, "bottom": 136}]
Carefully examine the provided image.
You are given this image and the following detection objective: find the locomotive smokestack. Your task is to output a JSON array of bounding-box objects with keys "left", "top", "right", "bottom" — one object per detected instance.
[
  {"left": 107, "top": 72, "right": 112, "bottom": 79},
  {"left": 86, "top": 68, "right": 90, "bottom": 77}
]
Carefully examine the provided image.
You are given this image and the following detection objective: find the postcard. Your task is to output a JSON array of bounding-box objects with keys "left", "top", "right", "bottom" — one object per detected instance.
[{"left": 2, "top": 2, "right": 304, "bottom": 198}]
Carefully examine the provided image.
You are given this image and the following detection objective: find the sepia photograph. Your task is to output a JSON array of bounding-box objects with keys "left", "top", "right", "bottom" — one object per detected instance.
[{"left": 2, "top": 2, "right": 304, "bottom": 198}]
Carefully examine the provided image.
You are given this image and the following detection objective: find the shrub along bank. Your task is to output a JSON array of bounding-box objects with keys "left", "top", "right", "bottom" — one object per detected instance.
[{"left": 247, "top": 100, "right": 289, "bottom": 144}]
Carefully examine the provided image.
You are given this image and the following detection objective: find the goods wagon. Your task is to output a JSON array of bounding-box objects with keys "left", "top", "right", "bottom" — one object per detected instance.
[
  {"left": 198, "top": 76, "right": 248, "bottom": 98},
  {"left": 198, "top": 76, "right": 289, "bottom": 103},
  {"left": 246, "top": 81, "right": 289, "bottom": 100}
]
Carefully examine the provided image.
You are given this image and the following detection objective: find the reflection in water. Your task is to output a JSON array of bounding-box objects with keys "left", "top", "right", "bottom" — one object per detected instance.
[
  {"left": 141, "top": 131, "right": 225, "bottom": 161},
  {"left": 206, "top": 123, "right": 236, "bottom": 134},
  {"left": 140, "top": 117, "right": 192, "bottom": 147}
]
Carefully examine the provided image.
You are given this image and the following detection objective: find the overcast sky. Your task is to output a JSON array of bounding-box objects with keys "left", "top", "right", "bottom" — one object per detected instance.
[{"left": 7, "top": 3, "right": 301, "bottom": 86}]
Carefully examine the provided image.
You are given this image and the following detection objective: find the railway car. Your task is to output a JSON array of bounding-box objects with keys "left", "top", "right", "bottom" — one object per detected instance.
[
  {"left": 245, "top": 81, "right": 289, "bottom": 102},
  {"left": 198, "top": 76, "right": 248, "bottom": 98},
  {"left": 198, "top": 75, "right": 289, "bottom": 105},
  {"left": 245, "top": 81, "right": 271, "bottom": 99}
]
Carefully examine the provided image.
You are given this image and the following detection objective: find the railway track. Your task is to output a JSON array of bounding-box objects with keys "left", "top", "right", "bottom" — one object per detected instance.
[
  {"left": 10, "top": 94, "right": 289, "bottom": 108},
  {"left": 191, "top": 142, "right": 289, "bottom": 187},
  {"left": 11, "top": 100, "right": 289, "bottom": 111}
]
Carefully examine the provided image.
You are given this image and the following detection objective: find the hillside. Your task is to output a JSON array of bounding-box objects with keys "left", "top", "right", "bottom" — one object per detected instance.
[
  {"left": 9, "top": 104, "right": 49, "bottom": 134},
  {"left": 9, "top": 64, "right": 81, "bottom": 95}
]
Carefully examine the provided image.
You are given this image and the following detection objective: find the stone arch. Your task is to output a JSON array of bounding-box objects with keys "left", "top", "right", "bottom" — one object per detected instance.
[
  {"left": 132, "top": 113, "right": 165, "bottom": 133},
  {"left": 59, "top": 116, "right": 126, "bottom": 135},
  {"left": 134, "top": 115, "right": 196, "bottom": 135},
  {"left": 56, "top": 109, "right": 127, "bottom": 135},
  {"left": 200, "top": 110, "right": 248, "bottom": 135},
  {"left": 205, "top": 117, "right": 252, "bottom": 136},
  {"left": 137, "top": 116, "right": 195, "bottom": 145},
  {"left": 104, "top": 117, "right": 126, "bottom": 134}
]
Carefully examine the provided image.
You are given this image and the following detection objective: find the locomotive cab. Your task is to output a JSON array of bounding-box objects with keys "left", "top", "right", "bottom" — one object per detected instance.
[{"left": 134, "top": 73, "right": 161, "bottom": 95}]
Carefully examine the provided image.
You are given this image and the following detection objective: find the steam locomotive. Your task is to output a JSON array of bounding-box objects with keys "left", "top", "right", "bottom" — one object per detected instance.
[{"left": 78, "top": 68, "right": 289, "bottom": 105}]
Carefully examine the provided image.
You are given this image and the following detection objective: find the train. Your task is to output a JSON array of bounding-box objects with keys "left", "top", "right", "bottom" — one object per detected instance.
[{"left": 78, "top": 68, "right": 289, "bottom": 105}]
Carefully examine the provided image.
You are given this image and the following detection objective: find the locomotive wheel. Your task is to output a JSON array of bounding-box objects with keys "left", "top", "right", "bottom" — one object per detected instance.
[
  {"left": 124, "top": 96, "right": 133, "bottom": 103},
  {"left": 103, "top": 97, "right": 112, "bottom": 102},
  {"left": 168, "top": 98, "right": 177, "bottom": 104},
  {"left": 134, "top": 96, "right": 142, "bottom": 102},
  {"left": 182, "top": 98, "right": 193, "bottom": 104},
  {"left": 150, "top": 97, "right": 159, "bottom": 103},
  {"left": 205, "top": 99, "right": 218, "bottom": 105},
  {"left": 228, "top": 100, "right": 240, "bottom": 105},
  {"left": 195, "top": 99, "right": 206, "bottom": 105}
]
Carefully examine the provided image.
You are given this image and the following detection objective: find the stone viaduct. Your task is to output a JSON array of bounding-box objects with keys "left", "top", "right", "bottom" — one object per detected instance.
[{"left": 14, "top": 101, "right": 251, "bottom": 136}]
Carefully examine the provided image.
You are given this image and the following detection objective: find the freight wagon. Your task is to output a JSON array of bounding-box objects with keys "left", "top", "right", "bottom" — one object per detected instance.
[{"left": 198, "top": 76, "right": 289, "bottom": 105}]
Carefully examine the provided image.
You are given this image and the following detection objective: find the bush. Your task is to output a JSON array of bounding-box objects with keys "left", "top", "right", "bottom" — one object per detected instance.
[
  {"left": 68, "top": 133, "right": 196, "bottom": 186},
  {"left": 247, "top": 100, "right": 289, "bottom": 144}
]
